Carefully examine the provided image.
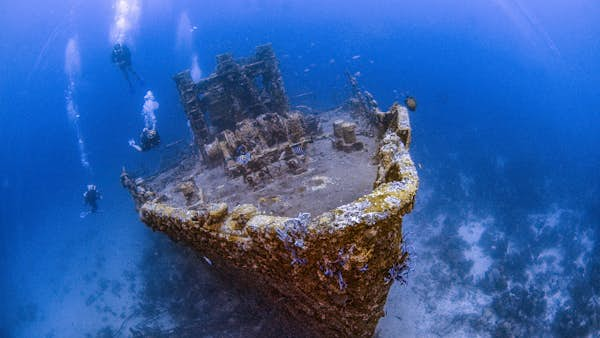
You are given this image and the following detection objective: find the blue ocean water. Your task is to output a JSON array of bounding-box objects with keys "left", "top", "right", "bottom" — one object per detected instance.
[{"left": 1, "top": 0, "right": 599, "bottom": 336}]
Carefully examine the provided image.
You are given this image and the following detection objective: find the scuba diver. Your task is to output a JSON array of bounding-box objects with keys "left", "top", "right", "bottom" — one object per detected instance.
[
  {"left": 83, "top": 184, "right": 101, "bottom": 214},
  {"left": 111, "top": 43, "right": 144, "bottom": 91},
  {"left": 129, "top": 128, "right": 161, "bottom": 152}
]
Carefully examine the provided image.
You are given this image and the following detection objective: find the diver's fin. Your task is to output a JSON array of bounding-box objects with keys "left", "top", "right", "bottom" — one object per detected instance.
[{"left": 131, "top": 69, "right": 145, "bottom": 86}]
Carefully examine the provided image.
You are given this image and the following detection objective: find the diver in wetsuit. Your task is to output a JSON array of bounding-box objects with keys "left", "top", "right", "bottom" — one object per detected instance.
[
  {"left": 83, "top": 184, "right": 101, "bottom": 213},
  {"left": 129, "top": 128, "right": 160, "bottom": 152},
  {"left": 111, "top": 43, "right": 143, "bottom": 90}
]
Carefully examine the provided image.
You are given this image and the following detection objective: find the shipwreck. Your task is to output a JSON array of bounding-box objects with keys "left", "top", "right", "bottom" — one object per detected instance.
[{"left": 122, "top": 44, "right": 418, "bottom": 337}]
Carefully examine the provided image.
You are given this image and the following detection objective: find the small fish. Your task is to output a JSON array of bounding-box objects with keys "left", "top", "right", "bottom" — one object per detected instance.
[
  {"left": 294, "top": 92, "right": 313, "bottom": 98},
  {"left": 291, "top": 144, "right": 305, "bottom": 156},
  {"left": 203, "top": 256, "right": 213, "bottom": 265},
  {"left": 352, "top": 55, "right": 361, "bottom": 60},
  {"left": 304, "top": 68, "right": 310, "bottom": 73}
]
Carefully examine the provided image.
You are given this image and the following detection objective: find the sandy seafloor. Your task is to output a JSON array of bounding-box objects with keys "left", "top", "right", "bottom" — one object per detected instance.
[{"left": 11, "top": 153, "right": 597, "bottom": 337}]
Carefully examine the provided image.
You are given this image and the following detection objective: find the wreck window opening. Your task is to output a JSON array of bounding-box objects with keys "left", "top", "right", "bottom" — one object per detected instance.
[
  {"left": 254, "top": 73, "right": 274, "bottom": 109},
  {"left": 204, "top": 110, "right": 214, "bottom": 134},
  {"left": 196, "top": 92, "right": 213, "bottom": 133},
  {"left": 254, "top": 74, "right": 266, "bottom": 94}
]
